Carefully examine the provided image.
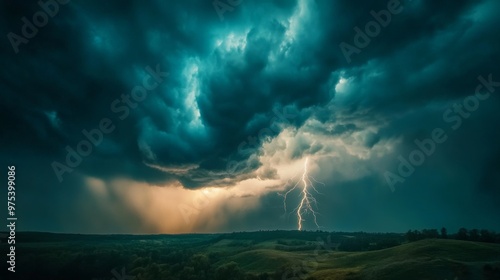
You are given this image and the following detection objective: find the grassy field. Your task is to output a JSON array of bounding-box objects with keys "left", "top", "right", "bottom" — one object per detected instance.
[
  {"left": 1, "top": 231, "right": 499, "bottom": 279},
  {"left": 206, "top": 236, "right": 500, "bottom": 279}
]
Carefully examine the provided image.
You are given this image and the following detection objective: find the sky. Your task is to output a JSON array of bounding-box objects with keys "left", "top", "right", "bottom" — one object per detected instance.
[{"left": 0, "top": 0, "right": 499, "bottom": 234}]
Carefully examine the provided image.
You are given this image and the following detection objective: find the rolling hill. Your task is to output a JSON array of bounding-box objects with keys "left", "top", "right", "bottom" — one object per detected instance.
[{"left": 215, "top": 238, "right": 500, "bottom": 279}]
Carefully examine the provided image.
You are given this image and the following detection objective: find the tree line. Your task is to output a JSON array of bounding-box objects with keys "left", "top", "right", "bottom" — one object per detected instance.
[{"left": 406, "top": 227, "right": 499, "bottom": 243}]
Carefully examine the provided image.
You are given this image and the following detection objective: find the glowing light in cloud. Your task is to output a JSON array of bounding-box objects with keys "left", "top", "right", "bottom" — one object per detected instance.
[
  {"left": 216, "top": 32, "right": 248, "bottom": 52},
  {"left": 335, "top": 75, "right": 350, "bottom": 93}
]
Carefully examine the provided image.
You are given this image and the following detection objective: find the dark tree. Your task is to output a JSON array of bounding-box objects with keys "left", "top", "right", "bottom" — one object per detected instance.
[
  {"left": 457, "top": 228, "right": 468, "bottom": 240},
  {"left": 440, "top": 227, "right": 447, "bottom": 239},
  {"left": 480, "top": 230, "right": 495, "bottom": 243},
  {"left": 469, "top": 229, "right": 480, "bottom": 241},
  {"left": 405, "top": 230, "right": 415, "bottom": 242},
  {"left": 422, "top": 229, "right": 439, "bottom": 239},
  {"left": 215, "top": 262, "right": 245, "bottom": 280}
]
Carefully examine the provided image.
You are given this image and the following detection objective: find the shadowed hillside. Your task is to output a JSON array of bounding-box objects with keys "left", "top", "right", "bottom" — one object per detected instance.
[
  {"left": 1, "top": 232, "right": 500, "bottom": 279},
  {"left": 210, "top": 236, "right": 500, "bottom": 279}
]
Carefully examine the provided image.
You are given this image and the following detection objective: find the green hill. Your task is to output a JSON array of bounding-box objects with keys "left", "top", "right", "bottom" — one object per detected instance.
[
  {"left": 218, "top": 239, "right": 500, "bottom": 279},
  {"left": 3, "top": 232, "right": 500, "bottom": 279}
]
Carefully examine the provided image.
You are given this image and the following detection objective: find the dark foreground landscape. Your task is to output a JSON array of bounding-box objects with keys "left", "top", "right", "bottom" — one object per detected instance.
[{"left": 2, "top": 230, "right": 500, "bottom": 280}]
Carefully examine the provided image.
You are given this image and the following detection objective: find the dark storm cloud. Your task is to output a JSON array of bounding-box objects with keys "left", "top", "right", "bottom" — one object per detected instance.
[
  {"left": 0, "top": 0, "right": 353, "bottom": 186},
  {"left": 242, "top": 0, "right": 499, "bottom": 231},
  {"left": 1, "top": 0, "right": 499, "bottom": 232}
]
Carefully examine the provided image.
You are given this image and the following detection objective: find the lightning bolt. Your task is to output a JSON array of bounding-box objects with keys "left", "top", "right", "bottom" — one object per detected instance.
[{"left": 281, "top": 157, "right": 323, "bottom": 231}]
